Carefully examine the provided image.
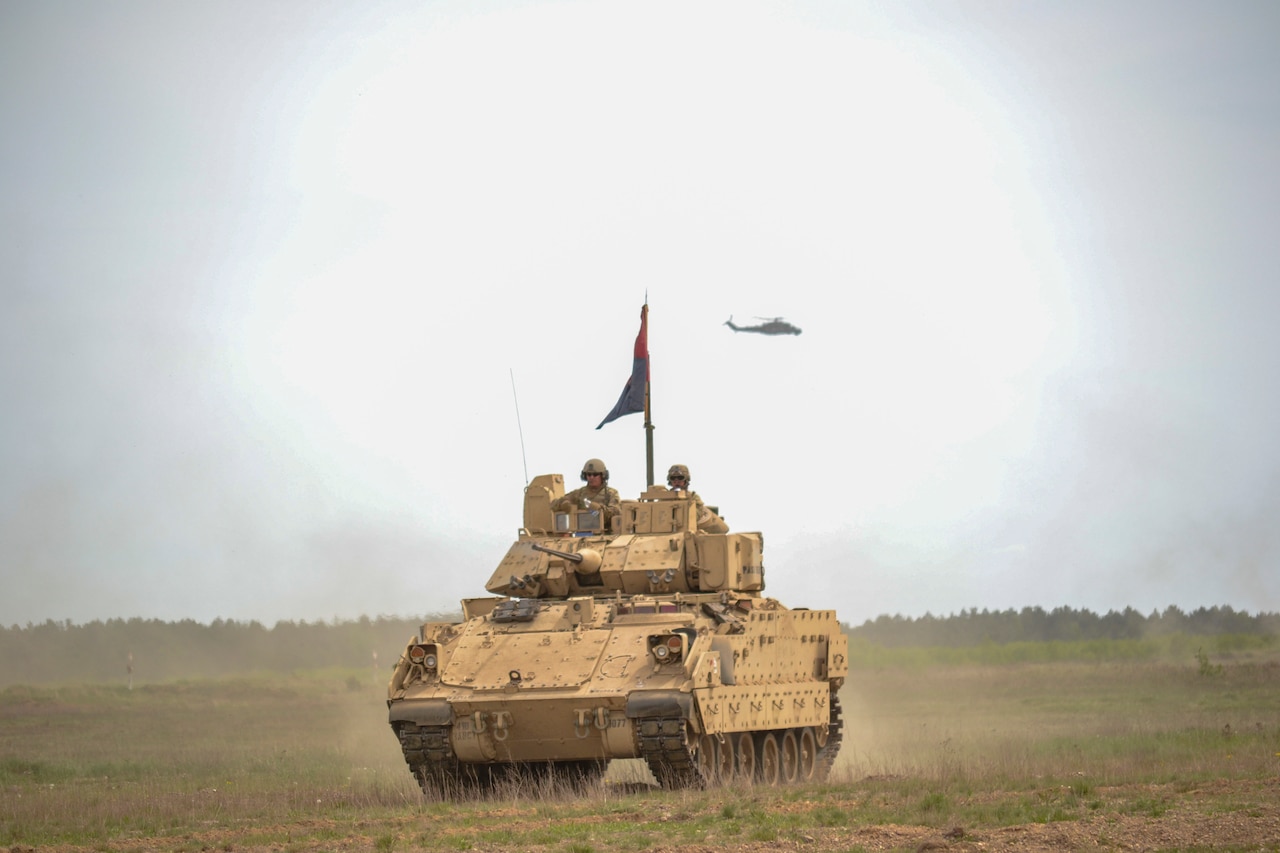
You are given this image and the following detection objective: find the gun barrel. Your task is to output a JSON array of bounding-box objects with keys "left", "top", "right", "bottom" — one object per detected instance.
[{"left": 530, "top": 542, "right": 583, "bottom": 563}]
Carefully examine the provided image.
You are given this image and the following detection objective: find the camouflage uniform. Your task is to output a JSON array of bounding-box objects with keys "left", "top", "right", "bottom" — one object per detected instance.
[
  {"left": 672, "top": 487, "right": 707, "bottom": 514},
  {"left": 667, "top": 464, "right": 728, "bottom": 533},
  {"left": 553, "top": 483, "right": 621, "bottom": 522}
]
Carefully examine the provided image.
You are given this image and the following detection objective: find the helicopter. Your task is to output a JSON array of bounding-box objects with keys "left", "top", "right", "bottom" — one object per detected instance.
[{"left": 724, "top": 315, "right": 803, "bottom": 336}]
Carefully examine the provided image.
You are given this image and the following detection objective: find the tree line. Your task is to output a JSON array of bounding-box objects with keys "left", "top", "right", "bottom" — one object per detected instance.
[
  {"left": 850, "top": 604, "right": 1279, "bottom": 648},
  {"left": 0, "top": 614, "right": 434, "bottom": 688},
  {"left": 1, "top": 605, "right": 1276, "bottom": 687}
]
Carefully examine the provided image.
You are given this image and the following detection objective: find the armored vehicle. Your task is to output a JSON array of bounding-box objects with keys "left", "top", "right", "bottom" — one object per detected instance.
[{"left": 387, "top": 474, "right": 849, "bottom": 794}]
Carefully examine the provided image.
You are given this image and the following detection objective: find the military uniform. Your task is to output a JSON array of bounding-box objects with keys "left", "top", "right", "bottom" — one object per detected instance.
[
  {"left": 670, "top": 487, "right": 729, "bottom": 533},
  {"left": 554, "top": 458, "right": 619, "bottom": 521},
  {"left": 554, "top": 483, "right": 620, "bottom": 513},
  {"left": 666, "top": 464, "right": 728, "bottom": 533},
  {"left": 553, "top": 484, "right": 621, "bottom": 528},
  {"left": 672, "top": 487, "right": 707, "bottom": 514}
]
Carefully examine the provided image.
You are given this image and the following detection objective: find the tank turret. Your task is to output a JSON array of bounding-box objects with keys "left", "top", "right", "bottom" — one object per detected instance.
[
  {"left": 387, "top": 473, "right": 848, "bottom": 795},
  {"left": 484, "top": 475, "right": 762, "bottom": 599}
]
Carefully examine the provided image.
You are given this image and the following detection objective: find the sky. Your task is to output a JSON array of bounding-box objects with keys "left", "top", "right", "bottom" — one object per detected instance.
[{"left": 3, "top": 0, "right": 1279, "bottom": 629}]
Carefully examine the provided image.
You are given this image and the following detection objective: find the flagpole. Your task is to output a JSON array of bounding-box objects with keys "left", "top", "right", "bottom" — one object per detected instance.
[
  {"left": 643, "top": 299, "right": 653, "bottom": 487},
  {"left": 644, "top": 373, "right": 653, "bottom": 487},
  {"left": 595, "top": 299, "right": 653, "bottom": 485},
  {"left": 644, "top": 399, "right": 654, "bottom": 488}
]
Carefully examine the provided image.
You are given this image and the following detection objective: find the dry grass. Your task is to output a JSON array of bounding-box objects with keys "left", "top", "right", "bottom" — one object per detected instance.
[
  {"left": 839, "top": 659, "right": 1280, "bottom": 785},
  {"left": 3, "top": 653, "right": 1279, "bottom": 851}
]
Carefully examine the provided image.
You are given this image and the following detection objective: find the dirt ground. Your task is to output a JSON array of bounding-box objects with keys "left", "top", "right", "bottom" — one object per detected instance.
[
  {"left": 699, "top": 778, "right": 1280, "bottom": 853},
  {"left": 699, "top": 778, "right": 1280, "bottom": 852},
  {"left": 13, "top": 777, "right": 1279, "bottom": 853}
]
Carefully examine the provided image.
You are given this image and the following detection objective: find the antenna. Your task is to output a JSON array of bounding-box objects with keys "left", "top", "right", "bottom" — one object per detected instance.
[{"left": 510, "top": 368, "right": 530, "bottom": 485}]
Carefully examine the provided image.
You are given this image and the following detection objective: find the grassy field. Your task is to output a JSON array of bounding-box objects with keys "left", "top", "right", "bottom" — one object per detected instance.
[{"left": 3, "top": 652, "right": 1279, "bottom": 852}]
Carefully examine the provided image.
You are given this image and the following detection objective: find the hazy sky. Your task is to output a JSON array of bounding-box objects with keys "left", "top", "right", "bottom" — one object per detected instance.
[{"left": 3, "top": 0, "right": 1278, "bottom": 628}]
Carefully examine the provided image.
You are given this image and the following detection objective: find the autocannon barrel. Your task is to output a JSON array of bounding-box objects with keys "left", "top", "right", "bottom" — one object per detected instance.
[
  {"left": 530, "top": 542, "right": 582, "bottom": 562},
  {"left": 530, "top": 542, "right": 602, "bottom": 574}
]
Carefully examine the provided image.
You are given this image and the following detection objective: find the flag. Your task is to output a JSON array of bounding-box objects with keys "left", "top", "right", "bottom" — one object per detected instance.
[{"left": 597, "top": 304, "right": 649, "bottom": 429}]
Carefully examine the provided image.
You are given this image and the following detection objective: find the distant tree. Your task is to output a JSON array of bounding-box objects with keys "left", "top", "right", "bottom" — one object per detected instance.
[
  {"left": 0, "top": 614, "right": 451, "bottom": 687},
  {"left": 847, "top": 605, "right": 1278, "bottom": 649}
]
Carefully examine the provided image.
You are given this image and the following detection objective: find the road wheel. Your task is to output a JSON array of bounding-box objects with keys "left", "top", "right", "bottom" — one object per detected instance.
[
  {"left": 758, "top": 733, "right": 781, "bottom": 785},
  {"left": 798, "top": 727, "right": 818, "bottom": 781},
  {"left": 715, "top": 735, "right": 734, "bottom": 781},
  {"left": 696, "top": 734, "right": 719, "bottom": 784},
  {"left": 735, "top": 731, "right": 756, "bottom": 781},
  {"left": 780, "top": 730, "right": 800, "bottom": 784}
]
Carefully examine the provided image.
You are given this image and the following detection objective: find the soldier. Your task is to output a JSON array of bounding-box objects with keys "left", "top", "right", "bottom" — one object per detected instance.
[
  {"left": 666, "top": 464, "right": 729, "bottom": 533},
  {"left": 552, "top": 458, "right": 621, "bottom": 528}
]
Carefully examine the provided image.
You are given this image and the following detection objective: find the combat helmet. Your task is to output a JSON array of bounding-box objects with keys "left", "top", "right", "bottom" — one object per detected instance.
[
  {"left": 667, "top": 464, "right": 691, "bottom": 486},
  {"left": 581, "top": 458, "right": 609, "bottom": 482}
]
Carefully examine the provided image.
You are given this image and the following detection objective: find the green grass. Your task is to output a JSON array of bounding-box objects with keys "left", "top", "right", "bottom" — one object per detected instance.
[{"left": 1, "top": 653, "right": 1278, "bottom": 850}]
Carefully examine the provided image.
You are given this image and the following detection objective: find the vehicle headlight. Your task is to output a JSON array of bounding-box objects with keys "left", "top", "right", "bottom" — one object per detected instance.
[
  {"left": 408, "top": 644, "right": 439, "bottom": 670},
  {"left": 648, "top": 633, "right": 685, "bottom": 663}
]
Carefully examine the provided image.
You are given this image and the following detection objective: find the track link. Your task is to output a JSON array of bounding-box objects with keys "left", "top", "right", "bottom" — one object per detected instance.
[
  {"left": 635, "top": 715, "right": 707, "bottom": 789},
  {"left": 396, "top": 722, "right": 453, "bottom": 770},
  {"left": 814, "top": 689, "right": 845, "bottom": 780},
  {"left": 396, "top": 722, "right": 486, "bottom": 796},
  {"left": 397, "top": 723, "right": 607, "bottom": 797}
]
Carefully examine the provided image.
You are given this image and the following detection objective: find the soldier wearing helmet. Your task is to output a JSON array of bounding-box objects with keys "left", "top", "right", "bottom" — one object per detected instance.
[
  {"left": 552, "top": 458, "right": 621, "bottom": 527},
  {"left": 666, "top": 464, "right": 729, "bottom": 533}
]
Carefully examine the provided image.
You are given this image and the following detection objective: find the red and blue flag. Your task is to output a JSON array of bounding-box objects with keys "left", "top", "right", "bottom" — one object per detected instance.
[{"left": 597, "top": 304, "right": 649, "bottom": 429}]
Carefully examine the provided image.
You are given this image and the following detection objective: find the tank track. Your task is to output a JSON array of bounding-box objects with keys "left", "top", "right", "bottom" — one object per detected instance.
[
  {"left": 397, "top": 722, "right": 607, "bottom": 796},
  {"left": 636, "top": 714, "right": 707, "bottom": 789},
  {"left": 399, "top": 696, "right": 845, "bottom": 794},
  {"left": 396, "top": 722, "right": 475, "bottom": 795},
  {"left": 397, "top": 722, "right": 451, "bottom": 770},
  {"left": 637, "top": 700, "right": 846, "bottom": 788},
  {"left": 814, "top": 689, "right": 845, "bottom": 780}
]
